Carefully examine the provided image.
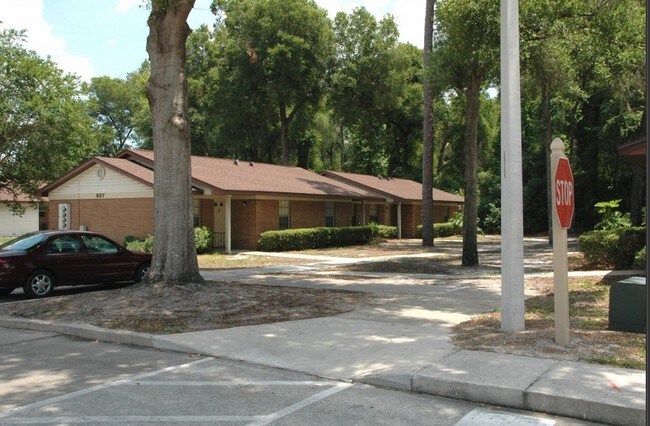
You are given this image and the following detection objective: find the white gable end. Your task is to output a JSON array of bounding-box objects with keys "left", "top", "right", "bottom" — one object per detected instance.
[{"left": 48, "top": 164, "right": 153, "bottom": 200}]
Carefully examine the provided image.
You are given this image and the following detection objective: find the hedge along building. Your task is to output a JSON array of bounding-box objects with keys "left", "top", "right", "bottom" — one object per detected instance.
[
  {"left": 322, "top": 171, "right": 465, "bottom": 238},
  {"left": 40, "top": 149, "right": 464, "bottom": 250}
]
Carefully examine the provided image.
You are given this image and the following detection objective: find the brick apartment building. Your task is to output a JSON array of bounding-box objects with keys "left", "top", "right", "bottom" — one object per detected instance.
[{"left": 40, "top": 150, "right": 463, "bottom": 250}]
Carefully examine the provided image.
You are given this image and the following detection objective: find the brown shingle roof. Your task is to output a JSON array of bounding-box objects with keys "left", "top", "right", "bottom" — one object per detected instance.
[
  {"left": 322, "top": 170, "right": 464, "bottom": 204},
  {"left": 0, "top": 189, "right": 36, "bottom": 202},
  {"left": 120, "top": 150, "right": 384, "bottom": 200}
]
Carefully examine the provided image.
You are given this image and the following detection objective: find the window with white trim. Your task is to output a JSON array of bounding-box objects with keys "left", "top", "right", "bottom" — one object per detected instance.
[
  {"left": 193, "top": 199, "right": 201, "bottom": 227},
  {"left": 325, "top": 202, "right": 334, "bottom": 227},
  {"left": 279, "top": 200, "right": 290, "bottom": 230}
]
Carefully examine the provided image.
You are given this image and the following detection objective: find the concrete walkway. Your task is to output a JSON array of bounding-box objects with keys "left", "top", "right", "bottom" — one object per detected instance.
[{"left": 1, "top": 239, "right": 646, "bottom": 425}]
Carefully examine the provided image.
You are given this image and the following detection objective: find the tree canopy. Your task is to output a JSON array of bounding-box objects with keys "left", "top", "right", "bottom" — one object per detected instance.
[
  {"left": 0, "top": 0, "right": 644, "bottom": 242},
  {"left": 0, "top": 29, "right": 100, "bottom": 207}
]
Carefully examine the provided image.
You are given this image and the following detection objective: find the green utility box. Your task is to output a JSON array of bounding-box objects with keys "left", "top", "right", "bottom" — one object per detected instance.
[{"left": 609, "top": 276, "right": 646, "bottom": 333}]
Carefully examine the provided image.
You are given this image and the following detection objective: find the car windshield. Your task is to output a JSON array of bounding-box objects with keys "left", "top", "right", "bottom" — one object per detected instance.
[{"left": 0, "top": 233, "right": 50, "bottom": 251}]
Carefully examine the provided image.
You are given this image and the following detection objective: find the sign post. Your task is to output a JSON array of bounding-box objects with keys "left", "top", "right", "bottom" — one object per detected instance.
[{"left": 550, "top": 138, "right": 574, "bottom": 346}]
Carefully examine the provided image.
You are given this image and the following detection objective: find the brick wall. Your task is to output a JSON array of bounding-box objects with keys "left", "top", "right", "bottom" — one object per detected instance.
[
  {"left": 200, "top": 199, "right": 214, "bottom": 230},
  {"left": 402, "top": 204, "right": 418, "bottom": 238},
  {"left": 291, "top": 201, "right": 326, "bottom": 228},
  {"left": 48, "top": 198, "right": 154, "bottom": 244},
  {"left": 231, "top": 199, "right": 278, "bottom": 249},
  {"left": 334, "top": 202, "right": 352, "bottom": 227}
]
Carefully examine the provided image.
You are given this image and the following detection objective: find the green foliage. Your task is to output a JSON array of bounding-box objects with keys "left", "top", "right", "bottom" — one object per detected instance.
[
  {"left": 258, "top": 226, "right": 374, "bottom": 251},
  {"left": 125, "top": 235, "right": 154, "bottom": 253},
  {"left": 329, "top": 8, "right": 423, "bottom": 178},
  {"left": 194, "top": 226, "right": 213, "bottom": 254},
  {"left": 578, "top": 227, "right": 645, "bottom": 269},
  {"left": 416, "top": 219, "right": 462, "bottom": 238},
  {"left": 196, "top": 0, "right": 334, "bottom": 163},
  {"left": 633, "top": 246, "right": 646, "bottom": 270},
  {"left": 87, "top": 73, "right": 148, "bottom": 155},
  {"left": 124, "top": 227, "right": 213, "bottom": 254},
  {"left": 477, "top": 170, "right": 500, "bottom": 234},
  {"left": 594, "top": 200, "right": 632, "bottom": 230},
  {"left": 480, "top": 203, "right": 501, "bottom": 234},
  {"left": 0, "top": 29, "right": 101, "bottom": 205},
  {"left": 369, "top": 223, "right": 398, "bottom": 239},
  {"left": 434, "top": 222, "right": 458, "bottom": 238}
]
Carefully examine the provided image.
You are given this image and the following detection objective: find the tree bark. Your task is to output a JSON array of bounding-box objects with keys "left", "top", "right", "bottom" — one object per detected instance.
[
  {"left": 421, "top": 0, "right": 436, "bottom": 247},
  {"left": 541, "top": 83, "right": 553, "bottom": 245},
  {"left": 279, "top": 98, "right": 289, "bottom": 165},
  {"left": 146, "top": 0, "right": 203, "bottom": 285},
  {"left": 462, "top": 68, "right": 480, "bottom": 267}
]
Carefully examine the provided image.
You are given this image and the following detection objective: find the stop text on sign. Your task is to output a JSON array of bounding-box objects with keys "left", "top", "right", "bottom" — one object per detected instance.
[{"left": 555, "top": 180, "right": 573, "bottom": 206}]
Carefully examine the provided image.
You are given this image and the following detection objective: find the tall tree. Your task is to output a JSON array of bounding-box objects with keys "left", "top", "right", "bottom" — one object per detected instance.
[
  {"left": 146, "top": 0, "right": 203, "bottom": 285},
  {"left": 0, "top": 29, "right": 99, "bottom": 207},
  {"left": 421, "top": 0, "right": 436, "bottom": 246},
  {"left": 87, "top": 75, "right": 144, "bottom": 156},
  {"left": 435, "top": 0, "right": 499, "bottom": 266},
  {"left": 212, "top": 0, "right": 334, "bottom": 165},
  {"left": 330, "top": 8, "right": 422, "bottom": 178}
]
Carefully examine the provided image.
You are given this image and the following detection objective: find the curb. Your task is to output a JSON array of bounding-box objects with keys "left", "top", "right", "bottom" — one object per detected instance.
[
  {"left": 0, "top": 318, "right": 155, "bottom": 348},
  {"left": 1, "top": 319, "right": 645, "bottom": 426}
]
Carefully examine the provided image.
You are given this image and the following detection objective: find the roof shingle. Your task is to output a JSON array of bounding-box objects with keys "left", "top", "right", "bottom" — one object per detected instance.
[{"left": 321, "top": 170, "right": 464, "bottom": 204}]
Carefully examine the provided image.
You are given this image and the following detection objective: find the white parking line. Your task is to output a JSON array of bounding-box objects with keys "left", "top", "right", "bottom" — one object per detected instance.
[
  {"left": 0, "top": 357, "right": 214, "bottom": 419},
  {"left": 455, "top": 408, "right": 556, "bottom": 425},
  {"left": 129, "top": 380, "right": 345, "bottom": 386},
  {"left": 0, "top": 357, "right": 354, "bottom": 425},
  {"left": 247, "top": 383, "right": 353, "bottom": 426}
]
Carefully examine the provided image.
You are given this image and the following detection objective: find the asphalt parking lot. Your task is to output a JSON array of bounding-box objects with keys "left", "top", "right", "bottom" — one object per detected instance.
[{"left": 1, "top": 328, "right": 596, "bottom": 425}]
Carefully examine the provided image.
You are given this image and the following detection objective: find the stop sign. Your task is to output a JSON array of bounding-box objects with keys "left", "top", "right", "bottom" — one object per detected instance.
[{"left": 554, "top": 157, "right": 574, "bottom": 229}]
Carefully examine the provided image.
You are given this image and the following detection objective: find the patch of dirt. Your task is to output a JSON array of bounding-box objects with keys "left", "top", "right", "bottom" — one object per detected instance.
[
  {"left": 0, "top": 281, "right": 388, "bottom": 334},
  {"left": 452, "top": 276, "right": 646, "bottom": 370}
]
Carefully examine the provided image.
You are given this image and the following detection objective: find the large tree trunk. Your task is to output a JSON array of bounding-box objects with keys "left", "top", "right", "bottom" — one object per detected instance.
[
  {"left": 421, "top": 0, "right": 436, "bottom": 247},
  {"left": 279, "top": 98, "right": 289, "bottom": 165},
  {"left": 462, "top": 68, "right": 480, "bottom": 267},
  {"left": 146, "top": 0, "right": 203, "bottom": 285}
]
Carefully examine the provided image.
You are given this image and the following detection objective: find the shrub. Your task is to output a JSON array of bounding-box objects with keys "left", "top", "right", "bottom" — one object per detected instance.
[
  {"left": 125, "top": 235, "right": 154, "bottom": 253},
  {"left": 633, "top": 246, "right": 646, "bottom": 270},
  {"left": 594, "top": 199, "right": 631, "bottom": 230},
  {"left": 578, "top": 227, "right": 645, "bottom": 269},
  {"left": 194, "top": 226, "right": 213, "bottom": 254},
  {"left": 124, "top": 227, "right": 213, "bottom": 254},
  {"left": 434, "top": 222, "right": 458, "bottom": 238},
  {"left": 369, "top": 223, "right": 398, "bottom": 239},
  {"left": 258, "top": 226, "right": 374, "bottom": 251},
  {"left": 415, "top": 220, "right": 462, "bottom": 238},
  {"left": 480, "top": 202, "right": 501, "bottom": 234}
]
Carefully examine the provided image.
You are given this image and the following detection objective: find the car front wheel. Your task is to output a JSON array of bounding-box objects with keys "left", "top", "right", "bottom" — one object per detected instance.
[
  {"left": 23, "top": 270, "right": 55, "bottom": 298},
  {"left": 135, "top": 263, "right": 150, "bottom": 283}
]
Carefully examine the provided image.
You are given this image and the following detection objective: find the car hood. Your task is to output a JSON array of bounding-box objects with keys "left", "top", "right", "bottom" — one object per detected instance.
[{"left": 0, "top": 249, "right": 27, "bottom": 258}]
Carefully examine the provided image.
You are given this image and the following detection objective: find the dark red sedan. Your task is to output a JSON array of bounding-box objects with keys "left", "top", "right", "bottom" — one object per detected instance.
[{"left": 0, "top": 231, "right": 151, "bottom": 298}]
